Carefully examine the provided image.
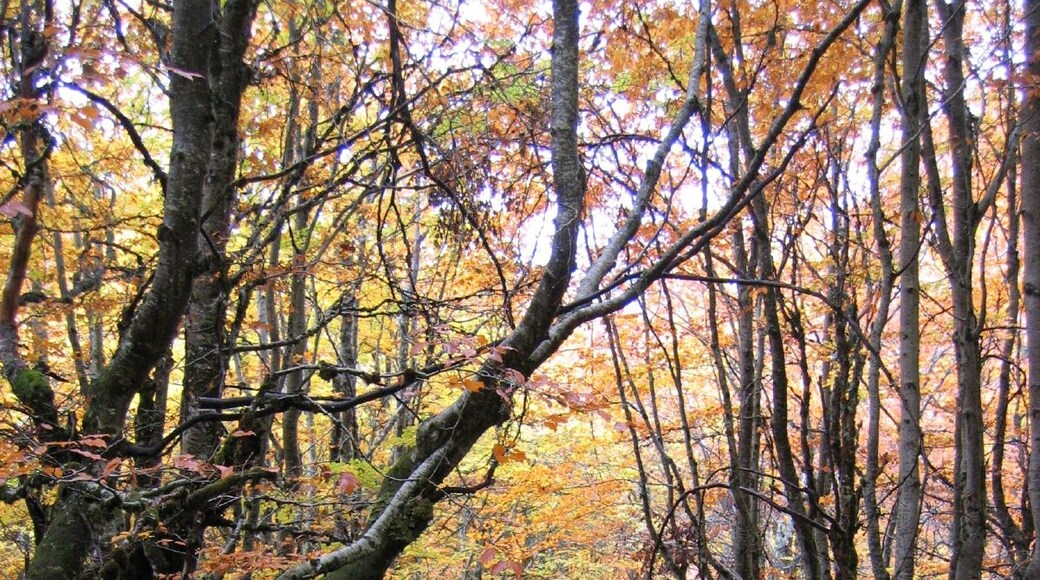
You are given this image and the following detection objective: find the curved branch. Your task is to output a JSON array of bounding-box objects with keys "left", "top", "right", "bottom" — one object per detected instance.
[{"left": 60, "top": 81, "right": 168, "bottom": 191}]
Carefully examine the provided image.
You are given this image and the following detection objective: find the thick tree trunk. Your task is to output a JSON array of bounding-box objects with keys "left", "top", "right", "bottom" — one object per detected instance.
[
  {"left": 24, "top": 1, "right": 258, "bottom": 576},
  {"left": 182, "top": 0, "right": 257, "bottom": 461}
]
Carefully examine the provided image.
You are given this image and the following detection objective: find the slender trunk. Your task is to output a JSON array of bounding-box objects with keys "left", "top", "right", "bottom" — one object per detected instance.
[
  {"left": 391, "top": 221, "right": 422, "bottom": 463},
  {"left": 1019, "top": 0, "right": 1040, "bottom": 572},
  {"left": 710, "top": 31, "right": 764, "bottom": 575},
  {"left": 751, "top": 191, "right": 822, "bottom": 580},
  {"left": 282, "top": 216, "right": 310, "bottom": 480},
  {"left": 863, "top": 4, "right": 899, "bottom": 578},
  {"left": 923, "top": 4, "right": 986, "bottom": 577},
  {"left": 729, "top": 224, "right": 763, "bottom": 580},
  {"left": 894, "top": 0, "right": 927, "bottom": 575},
  {"left": 607, "top": 318, "right": 682, "bottom": 579},
  {"left": 332, "top": 293, "right": 361, "bottom": 461},
  {"left": 989, "top": 1, "right": 1027, "bottom": 571},
  {"left": 48, "top": 188, "right": 90, "bottom": 393}
]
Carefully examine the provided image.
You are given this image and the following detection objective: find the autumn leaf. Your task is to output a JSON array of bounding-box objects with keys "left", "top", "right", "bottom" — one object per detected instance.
[
  {"left": 490, "top": 560, "right": 522, "bottom": 576},
  {"left": 166, "top": 65, "right": 205, "bottom": 80},
  {"left": 101, "top": 457, "right": 122, "bottom": 477},
  {"left": 337, "top": 472, "right": 360, "bottom": 494},
  {"left": 0, "top": 200, "right": 33, "bottom": 218},
  {"left": 71, "top": 448, "right": 103, "bottom": 461},
  {"left": 80, "top": 435, "right": 108, "bottom": 448}
]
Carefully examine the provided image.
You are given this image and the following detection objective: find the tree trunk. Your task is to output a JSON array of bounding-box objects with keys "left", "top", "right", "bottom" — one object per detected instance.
[
  {"left": 1019, "top": 0, "right": 1040, "bottom": 572},
  {"left": 332, "top": 293, "right": 361, "bottom": 461},
  {"left": 863, "top": 3, "right": 899, "bottom": 577},
  {"left": 894, "top": 0, "right": 927, "bottom": 576}
]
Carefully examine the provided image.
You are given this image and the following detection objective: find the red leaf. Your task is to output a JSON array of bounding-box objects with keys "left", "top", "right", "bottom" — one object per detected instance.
[
  {"left": 502, "top": 368, "right": 526, "bottom": 385},
  {"left": 337, "top": 472, "right": 360, "bottom": 494},
  {"left": 166, "top": 65, "right": 205, "bottom": 80},
  {"left": 80, "top": 435, "right": 108, "bottom": 448},
  {"left": 491, "top": 560, "right": 522, "bottom": 576},
  {"left": 70, "top": 448, "right": 102, "bottom": 460},
  {"left": 478, "top": 546, "right": 497, "bottom": 565},
  {"left": 0, "top": 200, "right": 33, "bottom": 218},
  {"left": 174, "top": 454, "right": 203, "bottom": 474}
]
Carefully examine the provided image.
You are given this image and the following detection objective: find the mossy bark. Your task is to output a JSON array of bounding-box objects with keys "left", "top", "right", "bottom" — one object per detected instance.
[
  {"left": 11, "top": 369, "right": 56, "bottom": 424},
  {"left": 26, "top": 493, "right": 116, "bottom": 580}
]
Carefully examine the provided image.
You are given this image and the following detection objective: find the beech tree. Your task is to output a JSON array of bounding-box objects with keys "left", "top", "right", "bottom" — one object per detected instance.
[{"left": 0, "top": 0, "right": 1036, "bottom": 577}]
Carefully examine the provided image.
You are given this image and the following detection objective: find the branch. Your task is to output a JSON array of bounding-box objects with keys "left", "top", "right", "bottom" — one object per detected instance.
[
  {"left": 275, "top": 445, "right": 449, "bottom": 579},
  {"left": 180, "top": 467, "right": 277, "bottom": 511},
  {"left": 60, "top": 82, "right": 168, "bottom": 191},
  {"left": 738, "top": 486, "right": 829, "bottom": 533}
]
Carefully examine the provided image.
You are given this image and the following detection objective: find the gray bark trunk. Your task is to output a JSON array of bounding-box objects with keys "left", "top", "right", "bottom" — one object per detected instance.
[
  {"left": 1020, "top": 0, "right": 1040, "bottom": 573},
  {"left": 863, "top": 3, "right": 899, "bottom": 578},
  {"left": 894, "top": 0, "right": 927, "bottom": 576}
]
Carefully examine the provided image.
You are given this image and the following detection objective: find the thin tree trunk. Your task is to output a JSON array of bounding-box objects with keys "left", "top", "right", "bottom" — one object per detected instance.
[
  {"left": 332, "top": 292, "right": 361, "bottom": 461},
  {"left": 1019, "top": 0, "right": 1040, "bottom": 572},
  {"left": 893, "top": 0, "right": 927, "bottom": 575},
  {"left": 924, "top": 4, "right": 987, "bottom": 577},
  {"left": 751, "top": 191, "right": 823, "bottom": 580},
  {"left": 863, "top": 4, "right": 899, "bottom": 578}
]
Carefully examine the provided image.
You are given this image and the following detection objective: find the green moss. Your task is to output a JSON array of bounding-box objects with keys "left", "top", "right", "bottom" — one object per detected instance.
[
  {"left": 389, "top": 497, "right": 433, "bottom": 544},
  {"left": 329, "top": 459, "right": 381, "bottom": 490},
  {"left": 12, "top": 369, "right": 54, "bottom": 414}
]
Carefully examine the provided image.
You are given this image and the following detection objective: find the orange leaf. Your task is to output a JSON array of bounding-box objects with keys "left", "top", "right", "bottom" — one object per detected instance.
[
  {"left": 101, "top": 457, "right": 122, "bottom": 477},
  {"left": 81, "top": 435, "right": 108, "bottom": 448},
  {"left": 492, "top": 443, "right": 507, "bottom": 463}
]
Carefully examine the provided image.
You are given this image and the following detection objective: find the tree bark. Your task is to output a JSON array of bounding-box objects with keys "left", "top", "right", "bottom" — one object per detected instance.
[
  {"left": 863, "top": 3, "right": 899, "bottom": 578},
  {"left": 921, "top": 4, "right": 987, "bottom": 578},
  {"left": 894, "top": 0, "right": 927, "bottom": 576},
  {"left": 1020, "top": 0, "right": 1040, "bottom": 573}
]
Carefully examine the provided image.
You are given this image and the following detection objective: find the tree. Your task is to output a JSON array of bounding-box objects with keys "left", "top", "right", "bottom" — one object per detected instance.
[
  {"left": 894, "top": 0, "right": 926, "bottom": 576},
  {"left": 1021, "top": 0, "right": 1040, "bottom": 573},
  {"left": 0, "top": 0, "right": 1032, "bottom": 577}
]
